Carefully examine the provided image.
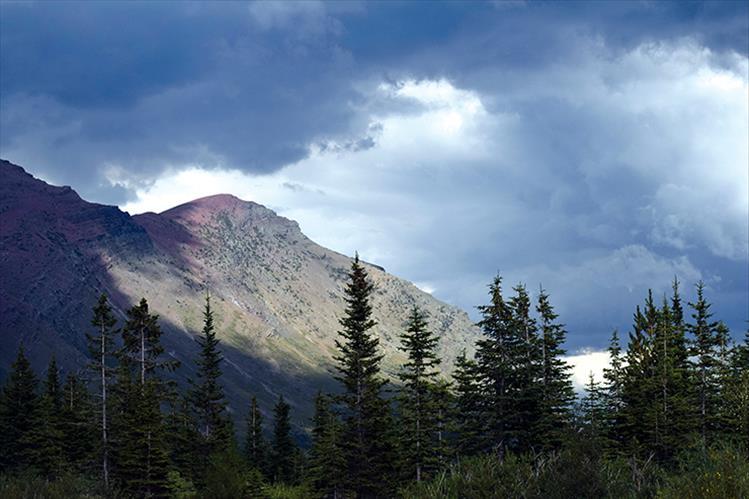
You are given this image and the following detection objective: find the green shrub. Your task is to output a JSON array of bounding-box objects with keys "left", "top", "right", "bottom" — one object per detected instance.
[
  {"left": 400, "top": 453, "right": 538, "bottom": 499},
  {"left": 0, "top": 472, "right": 104, "bottom": 498},
  {"left": 263, "top": 483, "right": 316, "bottom": 499},
  {"left": 656, "top": 445, "right": 749, "bottom": 499}
]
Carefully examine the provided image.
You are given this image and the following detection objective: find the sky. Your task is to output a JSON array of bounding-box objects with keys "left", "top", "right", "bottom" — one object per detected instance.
[{"left": 1, "top": 1, "right": 748, "bottom": 360}]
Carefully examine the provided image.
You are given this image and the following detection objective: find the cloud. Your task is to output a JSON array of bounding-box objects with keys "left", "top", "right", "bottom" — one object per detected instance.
[
  {"left": 119, "top": 36, "right": 747, "bottom": 348},
  {"left": 564, "top": 350, "right": 611, "bottom": 392},
  {"left": 3, "top": 2, "right": 747, "bottom": 349}
]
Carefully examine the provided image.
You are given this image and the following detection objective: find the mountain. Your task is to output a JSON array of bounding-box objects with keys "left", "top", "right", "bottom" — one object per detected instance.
[{"left": 0, "top": 159, "right": 480, "bottom": 438}]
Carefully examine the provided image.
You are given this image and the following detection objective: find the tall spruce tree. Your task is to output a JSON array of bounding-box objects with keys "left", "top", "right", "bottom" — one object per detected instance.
[
  {"left": 245, "top": 395, "right": 268, "bottom": 476},
  {"left": 723, "top": 328, "right": 749, "bottom": 449},
  {"left": 271, "top": 395, "right": 295, "bottom": 484},
  {"left": 165, "top": 393, "right": 200, "bottom": 484},
  {"left": 29, "top": 356, "right": 65, "bottom": 477},
  {"left": 87, "top": 293, "right": 118, "bottom": 488},
  {"left": 688, "top": 281, "right": 722, "bottom": 446},
  {"left": 507, "top": 284, "right": 542, "bottom": 452},
  {"left": 333, "top": 254, "right": 393, "bottom": 497},
  {"left": 534, "top": 287, "right": 574, "bottom": 451},
  {"left": 309, "top": 391, "right": 345, "bottom": 499},
  {"left": 113, "top": 298, "right": 173, "bottom": 497},
  {"left": 0, "top": 347, "right": 40, "bottom": 472},
  {"left": 190, "top": 293, "right": 232, "bottom": 464},
  {"left": 396, "top": 306, "right": 441, "bottom": 482},
  {"left": 60, "top": 373, "right": 96, "bottom": 472},
  {"left": 602, "top": 329, "right": 625, "bottom": 452},
  {"left": 452, "top": 350, "right": 483, "bottom": 456},
  {"left": 475, "top": 275, "right": 522, "bottom": 455}
]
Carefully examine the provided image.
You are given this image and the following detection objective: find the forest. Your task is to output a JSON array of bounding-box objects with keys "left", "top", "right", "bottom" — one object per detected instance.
[{"left": 0, "top": 255, "right": 747, "bottom": 498}]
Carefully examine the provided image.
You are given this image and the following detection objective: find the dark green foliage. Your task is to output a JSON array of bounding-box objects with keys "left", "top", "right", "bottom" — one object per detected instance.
[
  {"left": 396, "top": 306, "right": 443, "bottom": 482},
  {"left": 722, "top": 328, "right": 749, "bottom": 450},
  {"left": 244, "top": 395, "right": 269, "bottom": 476},
  {"left": 190, "top": 293, "right": 233, "bottom": 481},
  {"left": 688, "top": 281, "right": 724, "bottom": 445},
  {"left": 165, "top": 393, "right": 201, "bottom": 483},
  {"left": 333, "top": 254, "right": 394, "bottom": 497},
  {"left": 60, "top": 373, "right": 96, "bottom": 472},
  {"left": 271, "top": 395, "right": 295, "bottom": 484},
  {"left": 2, "top": 279, "right": 747, "bottom": 497},
  {"left": 204, "top": 449, "right": 258, "bottom": 498},
  {"left": 87, "top": 293, "right": 118, "bottom": 488},
  {"left": 0, "top": 346, "right": 40, "bottom": 472},
  {"left": 111, "top": 298, "right": 173, "bottom": 497},
  {"left": 308, "top": 391, "right": 345, "bottom": 498},
  {"left": 26, "top": 356, "right": 65, "bottom": 477},
  {"left": 658, "top": 444, "right": 749, "bottom": 498},
  {"left": 507, "top": 284, "right": 541, "bottom": 452},
  {"left": 451, "top": 350, "right": 483, "bottom": 456},
  {"left": 534, "top": 287, "right": 575, "bottom": 451},
  {"left": 474, "top": 275, "right": 520, "bottom": 455}
]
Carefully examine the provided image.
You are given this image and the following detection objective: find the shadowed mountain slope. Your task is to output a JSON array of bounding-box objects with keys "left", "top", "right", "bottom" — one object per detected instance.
[{"left": 0, "top": 159, "right": 480, "bottom": 437}]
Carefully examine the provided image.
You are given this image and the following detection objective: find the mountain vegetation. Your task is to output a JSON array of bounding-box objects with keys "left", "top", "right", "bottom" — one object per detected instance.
[{"left": 1, "top": 252, "right": 747, "bottom": 498}]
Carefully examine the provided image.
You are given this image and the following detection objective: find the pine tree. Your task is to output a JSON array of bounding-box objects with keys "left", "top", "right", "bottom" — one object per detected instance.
[
  {"left": 333, "top": 254, "right": 394, "bottom": 497},
  {"left": 27, "top": 356, "right": 66, "bottom": 477},
  {"left": 60, "top": 373, "right": 96, "bottom": 472},
  {"left": 113, "top": 298, "right": 173, "bottom": 497},
  {"left": 474, "top": 275, "right": 522, "bottom": 455},
  {"left": 580, "top": 373, "right": 607, "bottom": 447},
  {"left": 165, "top": 393, "right": 200, "bottom": 484},
  {"left": 602, "top": 329, "right": 625, "bottom": 452},
  {"left": 190, "top": 293, "right": 232, "bottom": 470},
  {"left": 723, "top": 328, "right": 749, "bottom": 450},
  {"left": 271, "top": 395, "right": 295, "bottom": 484},
  {"left": 396, "top": 306, "right": 441, "bottom": 482},
  {"left": 0, "top": 346, "right": 40, "bottom": 472},
  {"left": 534, "top": 286, "right": 574, "bottom": 451},
  {"left": 688, "top": 282, "right": 722, "bottom": 446},
  {"left": 452, "top": 350, "right": 483, "bottom": 456},
  {"left": 309, "top": 392, "right": 346, "bottom": 499},
  {"left": 87, "top": 293, "right": 118, "bottom": 488},
  {"left": 508, "top": 283, "right": 542, "bottom": 452},
  {"left": 245, "top": 395, "right": 268, "bottom": 476},
  {"left": 431, "top": 377, "right": 453, "bottom": 468}
]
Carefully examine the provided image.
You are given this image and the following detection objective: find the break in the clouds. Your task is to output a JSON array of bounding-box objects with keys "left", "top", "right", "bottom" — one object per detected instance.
[{"left": 1, "top": 1, "right": 747, "bottom": 350}]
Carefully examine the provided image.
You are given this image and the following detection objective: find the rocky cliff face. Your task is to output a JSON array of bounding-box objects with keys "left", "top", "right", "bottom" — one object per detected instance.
[{"left": 0, "top": 159, "right": 480, "bottom": 437}]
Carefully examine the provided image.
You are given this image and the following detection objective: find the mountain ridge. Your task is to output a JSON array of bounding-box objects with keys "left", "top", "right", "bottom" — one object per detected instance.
[{"left": 0, "top": 158, "right": 480, "bottom": 436}]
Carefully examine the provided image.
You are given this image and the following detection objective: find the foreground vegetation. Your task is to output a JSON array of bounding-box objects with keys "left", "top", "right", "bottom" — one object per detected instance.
[{"left": 0, "top": 255, "right": 747, "bottom": 498}]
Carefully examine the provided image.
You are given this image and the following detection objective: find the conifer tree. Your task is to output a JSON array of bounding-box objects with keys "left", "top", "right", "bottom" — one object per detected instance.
[
  {"left": 723, "top": 328, "right": 749, "bottom": 449},
  {"left": 396, "top": 306, "right": 441, "bottom": 482},
  {"left": 431, "top": 378, "right": 453, "bottom": 467},
  {"left": 271, "top": 395, "right": 295, "bottom": 484},
  {"left": 580, "top": 373, "right": 607, "bottom": 447},
  {"left": 475, "top": 275, "right": 522, "bottom": 455},
  {"left": 28, "top": 356, "right": 65, "bottom": 477},
  {"left": 190, "top": 293, "right": 232, "bottom": 466},
  {"left": 508, "top": 284, "right": 542, "bottom": 452},
  {"left": 452, "top": 350, "right": 483, "bottom": 456},
  {"left": 87, "top": 293, "right": 118, "bottom": 488},
  {"left": 688, "top": 282, "right": 722, "bottom": 446},
  {"left": 333, "top": 254, "right": 394, "bottom": 497},
  {"left": 0, "top": 347, "right": 40, "bottom": 472},
  {"left": 60, "top": 373, "right": 96, "bottom": 472},
  {"left": 114, "top": 298, "right": 173, "bottom": 497},
  {"left": 245, "top": 395, "right": 268, "bottom": 475},
  {"left": 603, "top": 330, "right": 625, "bottom": 452},
  {"left": 165, "top": 393, "right": 200, "bottom": 484},
  {"left": 534, "top": 287, "right": 574, "bottom": 451},
  {"left": 309, "top": 391, "right": 345, "bottom": 498}
]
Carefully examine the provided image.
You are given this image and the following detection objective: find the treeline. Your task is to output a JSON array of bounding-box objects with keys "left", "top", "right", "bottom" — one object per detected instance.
[{"left": 0, "top": 257, "right": 747, "bottom": 498}]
